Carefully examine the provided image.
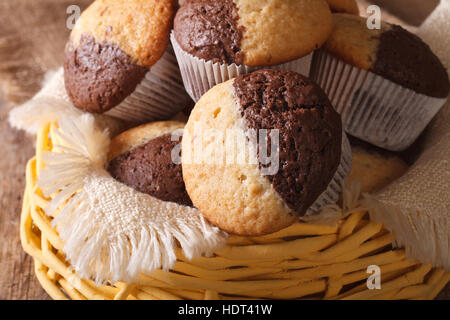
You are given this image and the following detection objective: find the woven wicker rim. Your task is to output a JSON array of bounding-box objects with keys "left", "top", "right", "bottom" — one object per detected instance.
[{"left": 19, "top": 123, "right": 450, "bottom": 300}]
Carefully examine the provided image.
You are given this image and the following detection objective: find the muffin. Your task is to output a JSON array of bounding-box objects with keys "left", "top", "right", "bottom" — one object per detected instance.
[
  {"left": 171, "top": 0, "right": 333, "bottom": 101},
  {"left": 348, "top": 138, "right": 409, "bottom": 193},
  {"left": 325, "top": 0, "right": 359, "bottom": 14},
  {"left": 310, "top": 14, "right": 450, "bottom": 151},
  {"left": 181, "top": 69, "right": 352, "bottom": 236},
  {"left": 64, "top": 0, "right": 191, "bottom": 123},
  {"left": 108, "top": 121, "right": 192, "bottom": 207}
]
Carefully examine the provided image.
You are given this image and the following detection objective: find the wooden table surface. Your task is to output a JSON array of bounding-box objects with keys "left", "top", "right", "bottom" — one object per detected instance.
[
  {"left": 0, "top": 0, "right": 448, "bottom": 300},
  {"left": 0, "top": 93, "right": 50, "bottom": 300}
]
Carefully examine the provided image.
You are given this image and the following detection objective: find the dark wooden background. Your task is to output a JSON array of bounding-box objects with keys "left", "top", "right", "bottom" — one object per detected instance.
[{"left": 0, "top": 0, "right": 448, "bottom": 300}]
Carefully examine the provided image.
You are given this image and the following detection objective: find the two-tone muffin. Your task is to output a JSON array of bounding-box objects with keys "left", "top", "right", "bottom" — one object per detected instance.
[
  {"left": 65, "top": 0, "right": 191, "bottom": 123},
  {"left": 181, "top": 69, "right": 352, "bottom": 236},
  {"left": 171, "top": 0, "right": 333, "bottom": 101},
  {"left": 310, "top": 14, "right": 450, "bottom": 151},
  {"left": 107, "top": 121, "right": 192, "bottom": 207}
]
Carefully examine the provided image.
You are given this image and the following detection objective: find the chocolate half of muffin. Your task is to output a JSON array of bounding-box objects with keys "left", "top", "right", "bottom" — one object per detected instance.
[
  {"left": 372, "top": 24, "right": 450, "bottom": 98},
  {"left": 173, "top": 0, "right": 245, "bottom": 65},
  {"left": 108, "top": 132, "right": 192, "bottom": 207},
  {"left": 65, "top": 34, "right": 149, "bottom": 113},
  {"left": 234, "top": 69, "right": 343, "bottom": 216}
]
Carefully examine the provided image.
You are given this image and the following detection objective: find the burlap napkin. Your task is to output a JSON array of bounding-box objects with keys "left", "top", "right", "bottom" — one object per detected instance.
[{"left": 2, "top": 0, "right": 449, "bottom": 277}]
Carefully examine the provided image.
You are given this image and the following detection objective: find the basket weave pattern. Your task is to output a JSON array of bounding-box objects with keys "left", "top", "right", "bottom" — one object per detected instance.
[{"left": 20, "top": 123, "right": 450, "bottom": 300}]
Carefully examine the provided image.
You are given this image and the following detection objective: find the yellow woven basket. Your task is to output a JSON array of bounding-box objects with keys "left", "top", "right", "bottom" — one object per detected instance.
[{"left": 20, "top": 123, "right": 449, "bottom": 300}]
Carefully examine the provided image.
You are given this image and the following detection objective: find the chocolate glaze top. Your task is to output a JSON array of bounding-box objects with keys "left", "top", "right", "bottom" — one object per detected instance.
[
  {"left": 64, "top": 34, "right": 148, "bottom": 113},
  {"left": 108, "top": 134, "right": 193, "bottom": 207},
  {"left": 373, "top": 25, "right": 449, "bottom": 98},
  {"left": 233, "top": 69, "right": 342, "bottom": 216},
  {"left": 173, "top": 0, "right": 244, "bottom": 64}
]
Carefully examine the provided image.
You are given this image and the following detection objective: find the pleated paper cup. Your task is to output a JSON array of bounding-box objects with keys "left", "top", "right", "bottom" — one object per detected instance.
[
  {"left": 171, "top": 32, "right": 314, "bottom": 102},
  {"left": 304, "top": 131, "right": 352, "bottom": 220},
  {"left": 310, "top": 50, "right": 447, "bottom": 151},
  {"left": 105, "top": 45, "right": 192, "bottom": 124}
]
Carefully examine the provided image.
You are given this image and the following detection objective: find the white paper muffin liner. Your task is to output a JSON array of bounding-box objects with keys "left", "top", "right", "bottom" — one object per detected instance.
[
  {"left": 304, "top": 131, "right": 352, "bottom": 220},
  {"left": 310, "top": 50, "right": 447, "bottom": 151},
  {"left": 171, "top": 32, "right": 314, "bottom": 102},
  {"left": 105, "top": 45, "right": 191, "bottom": 123}
]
